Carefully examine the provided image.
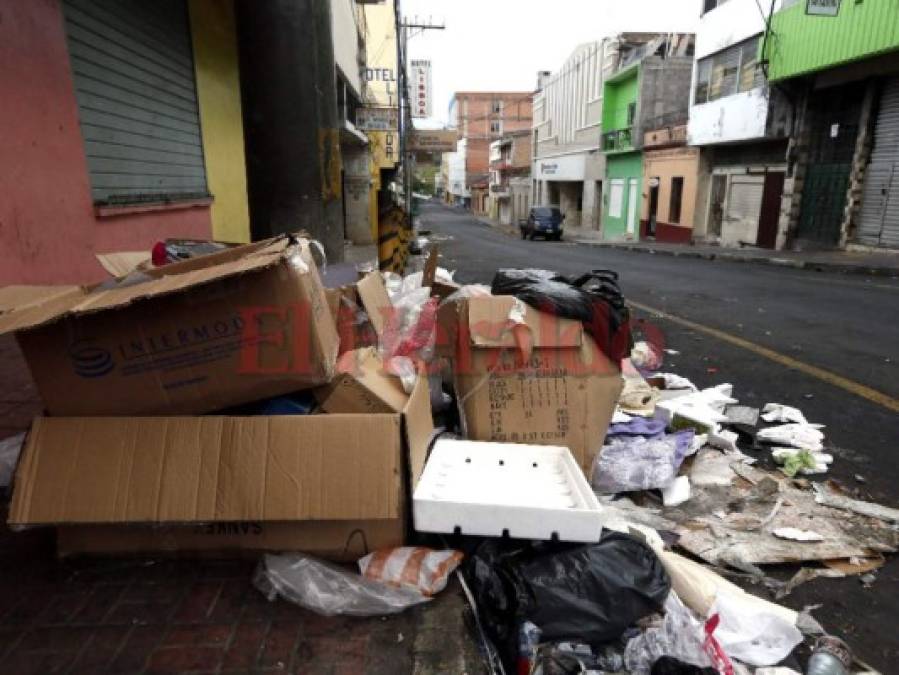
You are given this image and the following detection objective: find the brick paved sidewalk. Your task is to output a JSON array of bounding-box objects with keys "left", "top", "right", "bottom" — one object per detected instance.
[{"left": 0, "top": 336, "right": 482, "bottom": 674}]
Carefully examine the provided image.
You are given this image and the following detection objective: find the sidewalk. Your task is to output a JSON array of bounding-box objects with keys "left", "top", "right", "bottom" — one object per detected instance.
[{"left": 477, "top": 214, "right": 899, "bottom": 277}]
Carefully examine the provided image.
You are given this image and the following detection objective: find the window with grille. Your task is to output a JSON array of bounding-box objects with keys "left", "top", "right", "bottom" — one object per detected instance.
[
  {"left": 694, "top": 35, "right": 764, "bottom": 106},
  {"left": 490, "top": 120, "right": 503, "bottom": 135}
]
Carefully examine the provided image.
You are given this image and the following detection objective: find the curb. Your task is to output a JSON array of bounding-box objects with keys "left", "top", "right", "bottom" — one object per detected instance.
[{"left": 571, "top": 240, "right": 899, "bottom": 278}]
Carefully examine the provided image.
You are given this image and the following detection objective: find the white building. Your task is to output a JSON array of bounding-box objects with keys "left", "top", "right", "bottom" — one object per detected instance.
[
  {"left": 688, "top": 0, "right": 792, "bottom": 249},
  {"left": 532, "top": 36, "right": 662, "bottom": 230},
  {"left": 445, "top": 139, "right": 469, "bottom": 206}
]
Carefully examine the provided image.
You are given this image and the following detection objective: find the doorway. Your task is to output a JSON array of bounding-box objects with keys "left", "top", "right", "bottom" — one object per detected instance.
[
  {"left": 708, "top": 174, "right": 727, "bottom": 238},
  {"left": 647, "top": 178, "right": 660, "bottom": 237},
  {"left": 756, "top": 171, "right": 785, "bottom": 248},
  {"left": 626, "top": 179, "right": 639, "bottom": 235}
]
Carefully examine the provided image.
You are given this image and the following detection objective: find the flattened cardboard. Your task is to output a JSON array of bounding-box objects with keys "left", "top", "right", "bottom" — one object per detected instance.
[
  {"left": 448, "top": 298, "right": 622, "bottom": 471},
  {"left": 2, "top": 236, "right": 339, "bottom": 416},
  {"left": 316, "top": 348, "right": 409, "bottom": 414},
  {"left": 57, "top": 519, "right": 404, "bottom": 561},
  {"left": 11, "top": 374, "right": 434, "bottom": 557},
  {"left": 0, "top": 286, "right": 82, "bottom": 314}
]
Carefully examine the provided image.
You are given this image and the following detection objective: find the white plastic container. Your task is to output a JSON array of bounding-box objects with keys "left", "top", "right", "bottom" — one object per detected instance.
[{"left": 413, "top": 439, "right": 604, "bottom": 542}]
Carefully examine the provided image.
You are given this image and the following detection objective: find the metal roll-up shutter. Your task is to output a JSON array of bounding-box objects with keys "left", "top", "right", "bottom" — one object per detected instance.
[
  {"left": 62, "top": 0, "right": 208, "bottom": 205},
  {"left": 726, "top": 176, "right": 764, "bottom": 223},
  {"left": 858, "top": 77, "right": 899, "bottom": 247}
]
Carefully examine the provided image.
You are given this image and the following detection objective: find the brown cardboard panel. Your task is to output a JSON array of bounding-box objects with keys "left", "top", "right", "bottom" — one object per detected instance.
[
  {"left": 451, "top": 297, "right": 621, "bottom": 471},
  {"left": 356, "top": 271, "right": 392, "bottom": 338},
  {"left": 316, "top": 348, "right": 409, "bottom": 414},
  {"left": 10, "top": 415, "right": 402, "bottom": 526},
  {"left": 9, "top": 238, "right": 339, "bottom": 416},
  {"left": 403, "top": 371, "right": 434, "bottom": 486},
  {"left": 57, "top": 519, "right": 405, "bottom": 561},
  {"left": 96, "top": 252, "right": 151, "bottom": 278},
  {"left": 0, "top": 238, "right": 296, "bottom": 334},
  {"left": 0, "top": 286, "right": 83, "bottom": 314},
  {"left": 466, "top": 296, "right": 583, "bottom": 349}
]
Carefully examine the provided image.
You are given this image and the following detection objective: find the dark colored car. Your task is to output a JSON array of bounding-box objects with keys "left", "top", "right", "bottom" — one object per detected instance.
[{"left": 520, "top": 206, "right": 565, "bottom": 240}]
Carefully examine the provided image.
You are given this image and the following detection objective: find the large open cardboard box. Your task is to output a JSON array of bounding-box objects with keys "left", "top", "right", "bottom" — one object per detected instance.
[
  {"left": 439, "top": 296, "right": 623, "bottom": 471},
  {"left": 0, "top": 236, "right": 338, "bottom": 416},
  {"left": 8, "top": 377, "right": 433, "bottom": 560}
]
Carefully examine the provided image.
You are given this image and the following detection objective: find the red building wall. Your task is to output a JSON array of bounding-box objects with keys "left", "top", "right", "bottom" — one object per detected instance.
[
  {"left": 454, "top": 92, "right": 533, "bottom": 179},
  {"left": 0, "top": 0, "right": 211, "bottom": 286}
]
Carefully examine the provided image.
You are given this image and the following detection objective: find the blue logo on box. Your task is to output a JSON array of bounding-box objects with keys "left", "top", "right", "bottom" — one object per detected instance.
[{"left": 69, "top": 341, "right": 115, "bottom": 378}]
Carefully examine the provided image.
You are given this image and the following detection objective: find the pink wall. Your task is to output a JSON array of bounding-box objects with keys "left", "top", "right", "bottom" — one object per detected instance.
[{"left": 0, "top": 0, "right": 212, "bottom": 286}]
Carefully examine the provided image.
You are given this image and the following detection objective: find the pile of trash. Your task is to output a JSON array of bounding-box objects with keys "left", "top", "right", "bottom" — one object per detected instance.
[{"left": 0, "top": 236, "right": 895, "bottom": 675}]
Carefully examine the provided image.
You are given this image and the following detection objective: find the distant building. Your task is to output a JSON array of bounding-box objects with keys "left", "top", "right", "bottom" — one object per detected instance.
[
  {"left": 767, "top": 0, "right": 899, "bottom": 250},
  {"left": 600, "top": 34, "right": 695, "bottom": 241},
  {"left": 449, "top": 92, "right": 533, "bottom": 214},
  {"left": 688, "top": 0, "right": 792, "bottom": 249},
  {"left": 488, "top": 130, "right": 532, "bottom": 225}
]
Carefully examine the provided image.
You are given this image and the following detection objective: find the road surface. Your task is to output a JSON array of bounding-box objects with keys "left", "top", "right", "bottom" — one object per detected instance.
[{"left": 419, "top": 200, "right": 899, "bottom": 669}]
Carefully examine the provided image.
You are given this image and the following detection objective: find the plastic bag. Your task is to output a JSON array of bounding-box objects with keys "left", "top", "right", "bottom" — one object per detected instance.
[
  {"left": 0, "top": 432, "right": 25, "bottom": 489},
  {"left": 756, "top": 423, "right": 825, "bottom": 451},
  {"left": 710, "top": 591, "right": 802, "bottom": 666},
  {"left": 624, "top": 592, "right": 731, "bottom": 675},
  {"left": 592, "top": 432, "right": 694, "bottom": 494},
  {"left": 465, "top": 532, "right": 670, "bottom": 671},
  {"left": 490, "top": 268, "right": 632, "bottom": 362},
  {"left": 358, "top": 547, "right": 463, "bottom": 596},
  {"left": 254, "top": 553, "right": 429, "bottom": 617}
]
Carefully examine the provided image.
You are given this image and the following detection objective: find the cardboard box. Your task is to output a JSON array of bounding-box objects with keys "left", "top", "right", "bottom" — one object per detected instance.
[
  {"left": 10, "top": 375, "right": 433, "bottom": 559},
  {"left": 442, "top": 296, "right": 623, "bottom": 471},
  {"left": 0, "top": 236, "right": 338, "bottom": 416},
  {"left": 316, "top": 348, "right": 409, "bottom": 414}
]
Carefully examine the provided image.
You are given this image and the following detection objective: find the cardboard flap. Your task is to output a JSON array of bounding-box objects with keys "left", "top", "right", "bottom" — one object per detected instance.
[
  {"left": 0, "top": 286, "right": 83, "bottom": 314},
  {"left": 96, "top": 252, "right": 151, "bottom": 278},
  {"left": 0, "top": 237, "right": 302, "bottom": 335},
  {"left": 317, "top": 348, "right": 410, "bottom": 414},
  {"left": 403, "top": 373, "right": 434, "bottom": 486},
  {"left": 466, "top": 296, "right": 583, "bottom": 348},
  {"left": 356, "top": 271, "right": 392, "bottom": 338},
  {"left": 9, "top": 415, "right": 401, "bottom": 526}
]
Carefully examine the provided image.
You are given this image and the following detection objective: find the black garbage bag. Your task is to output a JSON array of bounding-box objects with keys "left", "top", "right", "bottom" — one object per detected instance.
[
  {"left": 651, "top": 656, "right": 719, "bottom": 675},
  {"left": 465, "top": 532, "right": 670, "bottom": 669},
  {"left": 490, "top": 268, "right": 632, "bottom": 362}
]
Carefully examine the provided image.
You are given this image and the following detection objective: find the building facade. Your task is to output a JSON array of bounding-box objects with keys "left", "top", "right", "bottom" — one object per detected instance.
[
  {"left": 688, "top": 0, "right": 792, "bottom": 249},
  {"left": 766, "top": 0, "right": 899, "bottom": 250},
  {"left": 449, "top": 92, "right": 533, "bottom": 215},
  {"left": 532, "top": 41, "right": 618, "bottom": 229},
  {"left": 600, "top": 35, "right": 695, "bottom": 241},
  {"left": 488, "top": 131, "right": 532, "bottom": 225}
]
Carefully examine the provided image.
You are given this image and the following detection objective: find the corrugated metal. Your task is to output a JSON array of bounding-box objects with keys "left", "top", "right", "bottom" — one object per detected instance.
[
  {"left": 726, "top": 177, "right": 763, "bottom": 223},
  {"left": 858, "top": 77, "right": 899, "bottom": 247},
  {"left": 62, "top": 0, "right": 208, "bottom": 204},
  {"left": 768, "top": 0, "right": 899, "bottom": 82}
]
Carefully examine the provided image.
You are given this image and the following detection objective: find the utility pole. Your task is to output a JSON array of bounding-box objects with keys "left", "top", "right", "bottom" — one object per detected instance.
[{"left": 395, "top": 5, "right": 444, "bottom": 224}]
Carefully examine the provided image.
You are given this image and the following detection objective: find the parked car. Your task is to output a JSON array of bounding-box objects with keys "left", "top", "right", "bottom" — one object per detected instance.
[{"left": 520, "top": 206, "right": 565, "bottom": 241}]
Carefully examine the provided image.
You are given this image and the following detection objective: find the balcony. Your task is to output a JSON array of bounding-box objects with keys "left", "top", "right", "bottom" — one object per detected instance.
[
  {"left": 643, "top": 124, "right": 688, "bottom": 149},
  {"left": 602, "top": 127, "right": 634, "bottom": 153}
]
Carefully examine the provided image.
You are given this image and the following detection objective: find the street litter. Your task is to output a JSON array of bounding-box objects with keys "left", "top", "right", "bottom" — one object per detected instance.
[
  {"left": 413, "top": 439, "right": 604, "bottom": 541},
  {"left": 359, "top": 547, "right": 463, "bottom": 596},
  {"left": 0, "top": 432, "right": 25, "bottom": 490},
  {"left": 761, "top": 403, "right": 811, "bottom": 425},
  {"left": 254, "top": 553, "right": 431, "bottom": 616},
  {"left": 757, "top": 423, "right": 826, "bottom": 452},
  {"left": 773, "top": 528, "right": 826, "bottom": 542}
]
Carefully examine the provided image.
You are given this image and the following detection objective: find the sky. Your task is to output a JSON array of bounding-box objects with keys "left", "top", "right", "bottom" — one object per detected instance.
[{"left": 401, "top": 0, "right": 701, "bottom": 127}]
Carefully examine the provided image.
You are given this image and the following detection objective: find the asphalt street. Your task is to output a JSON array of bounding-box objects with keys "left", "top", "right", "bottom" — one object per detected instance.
[{"left": 418, "top": 200, "right": 899, "bottom": 669}]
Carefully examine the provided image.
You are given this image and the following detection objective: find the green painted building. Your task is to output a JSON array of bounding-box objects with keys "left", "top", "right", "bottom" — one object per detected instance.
[
  {"left": 766, "top": 0, "right": 899, "bottom": 82},
  {"left": 764, "top": 0, "right": 899, "bottom": 249},
  {"left": 601, "top": 65, "right": 642, "bottom": 240}
]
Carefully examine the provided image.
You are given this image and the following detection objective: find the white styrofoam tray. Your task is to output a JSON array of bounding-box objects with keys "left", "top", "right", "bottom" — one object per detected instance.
[{"left": 413, "top": 439, "right": 604, "bottom": 542}]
